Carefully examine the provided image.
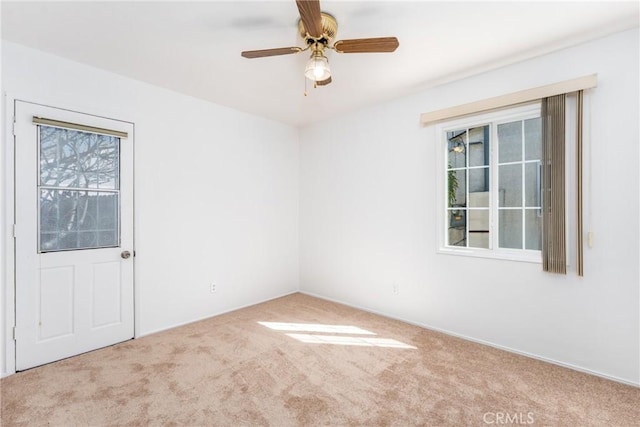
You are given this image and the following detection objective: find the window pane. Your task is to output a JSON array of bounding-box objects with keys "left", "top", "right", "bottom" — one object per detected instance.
[
  {"left": 448, "top": 210, "right": 466, "bottom": 247},
  {"left": 468, "top": 209, "right": 490, "bottom": 249},
  {"left": 40, "top": 232, "right": 58, "bottom": 250},
  {"left": 98, "top": 231, "right": 118, "bottom": 246},
  {"left": 525, "top": 209, "right": 542, "bottom": 250},
  {"left": 78, "top": 231, "right": 98, "bottom": 247},
  {"left": 97, "top": 193, "right": 118, "bottom": 229},
  {"left": 499, "top": 164, "right": 522, "bottom": 207},
  {"left": 40, "top": 126, "right": 119, "bottom": 190},
  {"left": 469, "top": 168, "right": 489, "bottom": 206},
  {"left": 468, "top": 125, "right": 489, "bottom": 167},
  {"left": 447, "top": 130, "right": 466, "bottom": 169},
  {"left": 448, "top": 169, "right": 466, "bottom": 208},
  {"left": 39, "top": 190, "right": 118, "bottom": 252},
  {"left": 40, "top": 189, "right": 59, "bottom": 232},
  {"left": 97, "top": 136, "right": 120, "bottom": 189},
  {"left": 40, "top": 126, "right": 76, "bottom": 187},
  {"left": 525, "top": 117, "right": 542, "bottom": 161},
  {"left": 498, "top": 121, "right": 522, "bottom": 163},
  {"left": 58, "top": 232, "right": 79, "bottom": 250},
  {"left": 499, "top": 209, "right": 523, "bottom": 249},
  {"left": 525, "top": 162, "right": 541, "bottom": 207}
]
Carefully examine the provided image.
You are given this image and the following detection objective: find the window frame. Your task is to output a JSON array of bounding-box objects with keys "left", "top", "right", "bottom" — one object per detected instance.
[{"left": 435, "top": 102, "right": 543, "bottom": 263}]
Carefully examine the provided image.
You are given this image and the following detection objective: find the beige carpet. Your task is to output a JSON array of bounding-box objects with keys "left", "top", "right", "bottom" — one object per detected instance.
[{"left": 1, "top": 293, "right": 638, "bottom": 426}]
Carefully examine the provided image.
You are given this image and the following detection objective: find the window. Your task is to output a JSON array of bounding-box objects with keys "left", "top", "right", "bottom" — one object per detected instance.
[
  {"left": 437, "top": 103, "right": 542, "bottom": 262},
  {"left": 38, "top": 125, "right": 121, "bottom": 252}
]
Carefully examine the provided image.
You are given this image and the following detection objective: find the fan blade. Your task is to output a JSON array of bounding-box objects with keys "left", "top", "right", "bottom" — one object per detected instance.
[
  {"left": 241, "top": 47, "right": 302, "bottom": 58},
  {"left": 333, "top": 37, "right": 399, "bottom": 53},
  {"left": 316, "top": 76, "right": 332, "bottom": 86},
  {"left": 296, "top": 0, "right": 323, "bottom": 38}
]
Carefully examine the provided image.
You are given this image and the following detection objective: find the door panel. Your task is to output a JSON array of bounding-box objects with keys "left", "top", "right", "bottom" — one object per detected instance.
[
  {"left": 92, "top": 261, "right": 122, "bottom": 328},
  {"left": 39, "top": 266, "right": 75, "bottom": 340},
  {"left": 15, "top": 101, "right": 134, "bottom": 370}
]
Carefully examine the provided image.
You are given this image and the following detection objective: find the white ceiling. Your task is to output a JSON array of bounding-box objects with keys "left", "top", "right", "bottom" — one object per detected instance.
[{"left": 2, "top": 1, "right": 638, "bottom": 127}]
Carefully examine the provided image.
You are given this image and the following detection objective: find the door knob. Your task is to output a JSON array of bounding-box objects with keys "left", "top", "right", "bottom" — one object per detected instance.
[{"left": 121, "top": 251, "right": 131, "bottom": 259}]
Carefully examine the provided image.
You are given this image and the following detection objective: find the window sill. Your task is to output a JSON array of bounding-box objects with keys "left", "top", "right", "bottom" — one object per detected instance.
[{"left": 437, "top": 246, "right": 542, "bottom": 264}]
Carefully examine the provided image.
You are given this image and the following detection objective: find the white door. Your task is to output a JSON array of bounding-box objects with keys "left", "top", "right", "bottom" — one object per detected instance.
[{"left": 14, "top": 101, "right": 134, "bottom": 370}]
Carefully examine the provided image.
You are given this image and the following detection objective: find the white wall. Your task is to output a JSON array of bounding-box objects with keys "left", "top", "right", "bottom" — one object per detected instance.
[
  {"left": 1, "top": 42, "right": 300, "bottom": 376},
  {"left": 299, "top": 28, "right": 640, "bottom": 385}
]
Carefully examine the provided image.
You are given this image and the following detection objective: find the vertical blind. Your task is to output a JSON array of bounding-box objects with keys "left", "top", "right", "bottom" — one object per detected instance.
[
  {"left": 576, "top": 91, "right": 584, "bottom": 277},
  {"left": 541, "top": 92, "right": 585, "bottom": 275},
  {"left": 541, "top": 95, "right": 567, "bottom": 274}
]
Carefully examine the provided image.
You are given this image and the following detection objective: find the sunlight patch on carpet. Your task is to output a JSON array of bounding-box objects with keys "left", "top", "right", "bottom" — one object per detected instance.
[
  {"left": 258, "top": 322, "right": 376, "bottom": 335},
  {"left": 258, "top": 321, "right": 417, "bottom": 349}
]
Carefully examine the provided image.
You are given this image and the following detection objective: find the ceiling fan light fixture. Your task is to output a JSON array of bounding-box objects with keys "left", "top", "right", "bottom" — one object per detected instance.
[
  {"left": 304, "top": 52, "right": 331, "bottom": 81},
  {"left": 240, "top": 0, "right": 400, "bottom": 88}
]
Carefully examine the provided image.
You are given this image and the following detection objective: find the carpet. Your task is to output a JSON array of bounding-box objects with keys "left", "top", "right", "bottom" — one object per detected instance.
[{"left": 1, "top": 293, "right": 638, "bottom": 426}]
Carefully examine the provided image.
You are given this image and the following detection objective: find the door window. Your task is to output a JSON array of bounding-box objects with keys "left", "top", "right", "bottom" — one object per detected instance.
[{"left": 38, "top": 126, "right": 120, "bottom": 252}]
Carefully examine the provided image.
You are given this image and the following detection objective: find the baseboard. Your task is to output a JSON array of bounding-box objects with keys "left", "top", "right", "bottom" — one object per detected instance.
[
  {"left": 138, "top": 289, "right": 299, "bottom": 338},
  {"left": 299, "top": 290, "right": 640, "bottom": 388}
]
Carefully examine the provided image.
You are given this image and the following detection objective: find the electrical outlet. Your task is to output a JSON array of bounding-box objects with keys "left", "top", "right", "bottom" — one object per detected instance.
[
  {"left": 392, "top": 283, "right": 399, "bottom": 295},
  {"left": 210, "top": 282, "right": 217, "bottom": 293}
]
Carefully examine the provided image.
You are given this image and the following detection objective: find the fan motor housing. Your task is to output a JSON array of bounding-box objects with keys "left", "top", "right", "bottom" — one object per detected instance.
[{"left": 298, "top": 12, "right": 337, "bottom": 44}]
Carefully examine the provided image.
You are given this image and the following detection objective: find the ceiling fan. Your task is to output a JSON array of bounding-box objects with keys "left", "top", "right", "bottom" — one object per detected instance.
[{"left": 241, "top": 0, "right": 399, "bottom": 87}]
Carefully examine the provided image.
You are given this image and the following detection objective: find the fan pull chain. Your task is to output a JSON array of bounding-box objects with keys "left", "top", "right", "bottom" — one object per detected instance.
[{"left": 303, "top": 77, "right": 321, "bottom": 97}]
